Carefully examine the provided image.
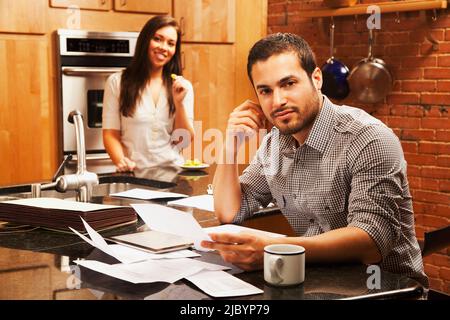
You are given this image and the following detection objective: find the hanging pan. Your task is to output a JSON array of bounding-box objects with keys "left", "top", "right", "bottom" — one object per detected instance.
[
  {"left": 348, "top": 28, "right": 393, "bottom": 104},
  {"left": 320, "top": 21, "right": 350, "bottom": 100}
]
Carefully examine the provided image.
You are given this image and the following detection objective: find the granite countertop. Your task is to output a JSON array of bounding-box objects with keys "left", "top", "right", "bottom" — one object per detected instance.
[{"left": 0, "top": 165, "right": 424, "bottom": 300}]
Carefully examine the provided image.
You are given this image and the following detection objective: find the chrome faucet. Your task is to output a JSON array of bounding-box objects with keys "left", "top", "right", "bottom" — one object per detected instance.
[{"left": 32, "top": 111, "right": 98, "bottom": 202}]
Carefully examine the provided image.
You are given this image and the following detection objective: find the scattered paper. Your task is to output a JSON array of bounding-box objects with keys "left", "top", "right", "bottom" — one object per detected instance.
[
  {"left": 109, "top": 244, "right": 200, "bottom": 261},
  {"left": 110, "top": 188, "right": 188, "bottom": 200},
  {"left": 75, "top": 257, "right": 230, "bottom": 284},
  {"left": 75, "top": 259, "right": 201, "bottom": 284},
  {"left": 186, "top": 270, "right": 263, "bottom": 297},
  {"left": 131, "top": 204, "right": 212, "bottom": 250},
  {"left": 204, "top": 224, "right": 286, "bottom": 238},
  {"left": 70, "top": 218, "right": 199, "bottom": 264},
  {"left": 167, "top": 195, "right": 214, "bottom": 212}
]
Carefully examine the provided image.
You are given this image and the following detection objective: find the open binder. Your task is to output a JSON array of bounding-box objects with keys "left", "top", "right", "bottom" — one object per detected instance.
[{"left": 0, "top": 198, "right": 137, "bottom": 232}]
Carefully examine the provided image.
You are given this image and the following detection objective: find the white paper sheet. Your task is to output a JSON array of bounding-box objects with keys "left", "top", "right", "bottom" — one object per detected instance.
[
  {"left": 75, "top": 257, "right": 230, "bottom": 284},
  {"left": 108, "top": 244, "right": 200, "bottom": 261},
  {"left": 204, "top": 224, "right": 286, "bottom": 238},
  {"left": 167, "top": 195, "right": 214, "bottom": 212},
  {"left": 186, "top": 270, "right": 263, "bottom": 297},
  {"left": 75, "top": 259, "right": 201, "bottom": 284},
  {"left": 4, "top": 197, "right": 123, "bottom": 211},
  {"left": 70, "top": 218, "right": 200, "bottom": 264},
  {"left": 110, "top": 188, "right": 188, "bottom": 200},
  {"left": 131, "top": 204, "right": 212, "bottom": 250}
]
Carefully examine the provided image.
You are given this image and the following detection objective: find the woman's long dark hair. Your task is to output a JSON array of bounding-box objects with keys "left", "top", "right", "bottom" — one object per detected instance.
[{"left": 120, "top": 15, "right": 182, "bottom": 117}]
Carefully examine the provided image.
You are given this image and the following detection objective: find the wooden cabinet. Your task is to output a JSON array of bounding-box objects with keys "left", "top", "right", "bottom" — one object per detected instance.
[
  {"left": 0, "top": 267, "right": 51, "bottom": 299},
  {"left": 0, "top": 0, "right": 46, "bottom": 34},
  {"left": 50, "top": 0, "right": 111, "bottom": 11},
  {"left": 174, "top": 0, "right": 235, "bottom": 43},
  {"left": 182, "top": 44, "right": 235, "bottom": 134},
  {"left": 0, "top": 37, "right": 56, "bottom": 186},
  {"left": 113, "top": 0, "right": 171, "bottom": 14}
]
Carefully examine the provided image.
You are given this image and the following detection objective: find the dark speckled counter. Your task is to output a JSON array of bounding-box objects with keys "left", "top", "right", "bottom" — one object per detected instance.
[{"left": 0, "top": 165, "right": 424, "bottom": 300}]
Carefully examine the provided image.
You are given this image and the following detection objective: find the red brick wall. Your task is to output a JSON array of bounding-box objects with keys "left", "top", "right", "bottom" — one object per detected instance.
[{"left": 268, "top": 0, "right": 450, "bottom": 294}]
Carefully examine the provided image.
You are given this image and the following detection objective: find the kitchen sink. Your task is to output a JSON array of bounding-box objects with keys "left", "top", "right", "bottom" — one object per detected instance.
[{"left": 0, "top": 175, "right": 177, "bottom": 202}]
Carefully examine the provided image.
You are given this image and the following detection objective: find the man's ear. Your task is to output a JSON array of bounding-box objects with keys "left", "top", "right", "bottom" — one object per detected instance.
[{"left": 311, "top": 67, "right": 323, "bottom": 91}]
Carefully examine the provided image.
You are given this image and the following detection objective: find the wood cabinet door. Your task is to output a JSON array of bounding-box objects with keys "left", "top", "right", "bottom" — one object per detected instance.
[
  {"left": 181, "top": 44, "right": 235, "bottom": 161},
  {"left": 114, "top": 0, "right": 171, "bottom": 14},
  {"left": 0, "top": 267, "right": 51, "bottom": 299},
  {"left": 0, "top": 37, "right": 56, "bottom": 186},
  {"left": 174, "top": 0, "right": 235, "bottom": 43},
  {"left": 50, "top": 0, "right": 111, "bottom": 11},
  {"left": 0, "top": 0, "right": 46, "bottom": 34}
]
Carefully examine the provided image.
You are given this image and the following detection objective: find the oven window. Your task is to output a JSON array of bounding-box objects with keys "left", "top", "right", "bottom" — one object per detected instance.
[{"left": 87, "top": 90, "right": 104, "bottom": 128}]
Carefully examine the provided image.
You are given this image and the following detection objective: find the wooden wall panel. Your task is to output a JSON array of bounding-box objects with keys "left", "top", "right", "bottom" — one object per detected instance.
[
  {"left": 0, "top": 266, "right": 51, "bottom": 299},
  {"left": 0, "top": 0, "right": 47, "bottom": 34},
  {"left": 182, "top": 44, "right": 235, "bottom": 133},
  {"left": 181, "top": 44, "right": 235, "bottom": 162},
  {"left": 174, "top": 0, "right": 236, "bottom": 43},
  {"left": 0, "top": 37, "right": 54, "bottom": 185}
]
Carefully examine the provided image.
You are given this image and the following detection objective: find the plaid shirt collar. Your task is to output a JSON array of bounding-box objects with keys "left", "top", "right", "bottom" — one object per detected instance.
[{"left": 278, "top": 95, "right": 336, "bottom": 155}]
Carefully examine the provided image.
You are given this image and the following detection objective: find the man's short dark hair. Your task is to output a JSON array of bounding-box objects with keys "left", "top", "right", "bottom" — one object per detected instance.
[{"left": 247, "top": 33, "right": 317, "bottom": 83}]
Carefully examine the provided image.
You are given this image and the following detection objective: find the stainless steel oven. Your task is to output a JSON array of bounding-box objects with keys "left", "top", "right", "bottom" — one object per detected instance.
[{"left": 56, "top": 29, "right": 139, "bottom": 174}]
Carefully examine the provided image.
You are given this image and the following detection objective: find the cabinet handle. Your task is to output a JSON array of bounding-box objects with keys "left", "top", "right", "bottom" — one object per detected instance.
[
  {"left": 100, "top": 0, "right": 106, "bottom": 5},
  {"left": 121, "top": 0, "right": 126, "bottom": 6},
  {"left": 180, "top": 17, "right": 185, "bottom": 36}
]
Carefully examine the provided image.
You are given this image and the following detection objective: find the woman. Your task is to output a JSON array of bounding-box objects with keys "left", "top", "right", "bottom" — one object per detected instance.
[{"left": 102, "top": 15, "right": 194, "bottom": 172}]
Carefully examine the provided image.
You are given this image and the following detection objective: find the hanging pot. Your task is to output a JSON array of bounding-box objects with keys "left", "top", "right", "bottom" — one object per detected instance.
[
  {"left": 348, "top": 28, "right": 393, "bottom": 104},
  {"left": 321, "top": 21, "right": 350, "bottom": 100}
]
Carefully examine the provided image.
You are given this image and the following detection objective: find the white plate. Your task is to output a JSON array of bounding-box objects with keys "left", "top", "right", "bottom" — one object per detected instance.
[{"left": 179, "top": 163, "right": 210, "bottom": 170}]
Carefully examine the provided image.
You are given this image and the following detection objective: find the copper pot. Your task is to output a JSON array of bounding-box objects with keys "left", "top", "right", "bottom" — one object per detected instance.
[{"left": 348, "top": 29, "right": 393, "bottom": 104}]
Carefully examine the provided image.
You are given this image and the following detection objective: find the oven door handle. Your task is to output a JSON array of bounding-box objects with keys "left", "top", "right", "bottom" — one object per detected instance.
[
  {"left": 68, "top": 154, "right": 112, "bottom": 161},
  {"left": 62, "top": 67, "right": 125, "bottom": 76}
]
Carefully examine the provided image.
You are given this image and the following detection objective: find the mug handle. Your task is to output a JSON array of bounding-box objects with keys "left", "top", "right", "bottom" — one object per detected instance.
[{"left": 268, "top": 256, "right": 284, "bottom": 284}]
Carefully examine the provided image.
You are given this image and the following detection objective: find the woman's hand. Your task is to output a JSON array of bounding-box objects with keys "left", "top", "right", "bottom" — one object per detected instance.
[
  {"left": 201, "top": 232, "right": 274, "bottom": 271},
  {"left": 171, "top": 75, "right": 189, "bottom": 106},
  {"left": 115, "top": 157, "right": 136, "bottom": 172}
]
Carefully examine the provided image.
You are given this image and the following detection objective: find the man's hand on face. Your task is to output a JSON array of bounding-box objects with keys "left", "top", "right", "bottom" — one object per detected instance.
[
  {"left": 201, "top": 232, "right": 273, "bottom": 271},
  {"left": 226, "top": 100, "right": 266, "bottom": 152}
]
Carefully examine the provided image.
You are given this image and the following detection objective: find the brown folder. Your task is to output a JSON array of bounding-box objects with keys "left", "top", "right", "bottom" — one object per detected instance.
[{"left": 0, "top": 198, "right": 137, "bottom": 232}]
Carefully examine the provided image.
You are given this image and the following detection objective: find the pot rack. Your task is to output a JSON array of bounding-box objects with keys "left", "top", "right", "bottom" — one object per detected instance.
[
  {"left": 302, "top": 0, "right": 447, "bottom": 18},
  {"left": 313, "top": 0, "right": 448, "bottom": 51}
]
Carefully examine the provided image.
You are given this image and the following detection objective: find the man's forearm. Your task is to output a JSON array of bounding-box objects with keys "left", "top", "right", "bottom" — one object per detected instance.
[
  {"left": 278, "top": 227, "right": 382, "bottom": 265},
  {"left": 212, "top": 163, "right": 242, "bottom": 223}
]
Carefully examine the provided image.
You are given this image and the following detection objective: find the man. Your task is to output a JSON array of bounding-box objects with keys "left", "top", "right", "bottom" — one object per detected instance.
[{"left": 201, "top": 33, "right": 427, "bottom": 287}]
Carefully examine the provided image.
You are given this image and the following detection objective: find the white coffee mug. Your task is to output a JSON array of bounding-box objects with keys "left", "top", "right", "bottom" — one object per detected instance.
[{"left": 264, "top": 244, "right": 305, "bottom": 286}]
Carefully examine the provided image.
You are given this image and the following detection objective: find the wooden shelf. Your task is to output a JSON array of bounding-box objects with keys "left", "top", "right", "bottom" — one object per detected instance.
[{"left": 300, "top": 0, "right": 447, "bottom": 18}]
